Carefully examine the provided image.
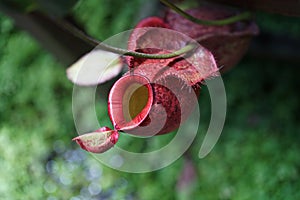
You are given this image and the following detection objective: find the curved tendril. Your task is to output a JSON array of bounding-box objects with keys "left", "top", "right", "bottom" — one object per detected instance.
[
  {"left": 160, "top": 0, "right": 252, "bottom": 26},
  {"left": 58, "top": 19, "right": 196, "bottom": 59}
]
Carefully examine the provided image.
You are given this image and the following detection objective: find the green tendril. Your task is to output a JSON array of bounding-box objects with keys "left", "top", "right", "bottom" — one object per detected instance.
[
  {"left": 160, "top": 0, "right": 252, "bottom": 26},
  {"left": 57, "top": 19, "right": 196, "bottom": 59}
]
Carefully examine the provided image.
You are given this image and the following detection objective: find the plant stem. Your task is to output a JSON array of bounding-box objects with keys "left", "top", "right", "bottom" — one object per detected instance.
[
  {"left": 160, "top": 0, "right": 252, "bottom": 26},
  {"left": 100, "top": 42, "right": 197, "bottom": 59},
  {"left": 58, "top": 18, "right": 196, "bottom": 59}
]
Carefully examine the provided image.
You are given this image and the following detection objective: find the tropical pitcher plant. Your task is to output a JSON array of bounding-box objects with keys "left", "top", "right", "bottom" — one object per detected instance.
[{"left": 67, "top": 0, "right": 258, "bottom": 153}]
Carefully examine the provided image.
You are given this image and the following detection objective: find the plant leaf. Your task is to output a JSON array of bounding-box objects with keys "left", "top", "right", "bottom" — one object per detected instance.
[
  {"left": 165, "top": 5, "right": 259, "bottom": 71},
  {"left": 66, "top": 49, "right": 123, "bottom": 86}
]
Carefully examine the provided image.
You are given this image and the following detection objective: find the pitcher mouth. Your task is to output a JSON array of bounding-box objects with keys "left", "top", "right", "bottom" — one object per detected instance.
[{"left": 108, "top": 74, "right": 153, "bottom": 131}]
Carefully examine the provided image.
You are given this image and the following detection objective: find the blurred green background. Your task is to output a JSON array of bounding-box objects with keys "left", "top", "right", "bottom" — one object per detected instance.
[{"left": 1, "top": 0, "right": 300, "bottom": 199}]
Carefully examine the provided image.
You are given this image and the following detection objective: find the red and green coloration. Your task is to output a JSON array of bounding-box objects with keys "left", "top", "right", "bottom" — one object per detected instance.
[
  {"left": 110, "top": 17, "right": 218, "bottom": 136},
  {"left": 164, "top": 5, "right": 259, "bottom": 71},
  {"left": 72, "top": 5, "right": 258, "bottom": 153},
  {"left": 72, "top": 14, "right": 218, "bottom": 152},
  {"left": 108, "top": 73, "right": 199, "bottom": 136},
  {"left": 72, "top": 127, "right": 119, "bottom": 153}
]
